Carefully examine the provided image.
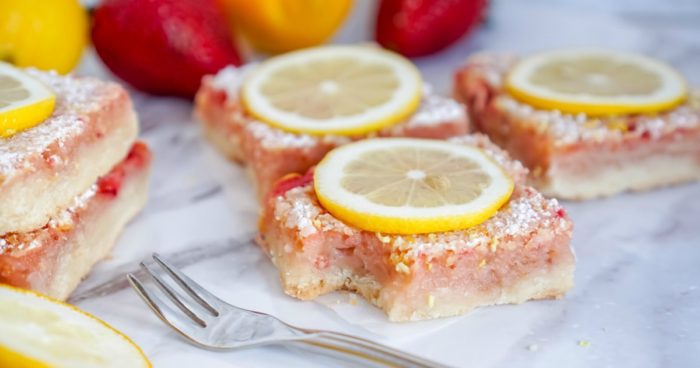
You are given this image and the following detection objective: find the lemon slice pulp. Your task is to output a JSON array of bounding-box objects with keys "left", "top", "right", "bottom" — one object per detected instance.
[
  {"left": 314, "top": 138, "right": 514, "bottom": 234},
  {"left": 505, "top": 49, "right": 687, "bottom": 116},
  {"left": 242, "top": 45, "right": 422, "bottom": 136},
  {"left": 0, "top": 62, "right": 56, "bottom": 138},
  {"left": 0, "top": 284, "right": 151, "bottom": 368}
]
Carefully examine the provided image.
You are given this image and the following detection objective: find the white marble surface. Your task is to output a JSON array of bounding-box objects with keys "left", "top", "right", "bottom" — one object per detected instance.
[{"left": 69, "top": 0, "right": 700, "bottom": 367}]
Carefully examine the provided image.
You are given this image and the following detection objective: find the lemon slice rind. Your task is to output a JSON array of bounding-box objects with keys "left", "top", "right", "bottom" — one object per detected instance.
[
  {"left": 314, "top": 138, "right": 514, "bottom": 234},
  {"left": 0, "top": 284, "right": 151, "bottom": 368},
  {"left": 0, "top": 62, "right": 56, "bottom": 138},
  {"left": 241, "top": 46, "right": 422, "bottom": 136},
  {"left": 504, "top": 49, "right": 687, "bottom": 116}
]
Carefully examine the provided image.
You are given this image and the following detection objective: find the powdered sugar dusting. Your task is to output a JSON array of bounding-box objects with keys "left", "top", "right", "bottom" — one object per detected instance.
[
  {"left": 271, "top": 136, "right": 571, "bottom": 260},
  {"left": 273, "top": 180, "right": 569, "bottom": 260},
  {"left": 449, "top": 134, "right": 529, "bottom": 185},
  {"left": 400, "top": 188, "right": 565, "bottom": 259},
  {"left": 274, "top": 186, "right": 321, "bottom": 237},
  {"left": 246, "top": 121, "right": 350, "bottom": 149},
  {"left": 210, "top": 63, "right": 258, "bottom": 103},
  {"left": 463, "top": 52, "right": 700, "bottom": 145},
  {"left": 388, "top": 92, "right": 465, "bottom": 130},
  {"left": 243, "top": 90, "right": 464, "bottom": 150},
  {"left": 0, "top": 69, "right": 118, "bottom": 182}
]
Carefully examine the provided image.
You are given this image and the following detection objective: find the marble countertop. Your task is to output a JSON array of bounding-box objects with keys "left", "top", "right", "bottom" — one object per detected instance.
[{"left": 69, "top": 0, "right": 700, "bottom": 367}]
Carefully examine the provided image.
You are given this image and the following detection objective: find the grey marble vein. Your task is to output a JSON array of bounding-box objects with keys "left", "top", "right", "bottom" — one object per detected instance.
[{"left": 71, "top": 236, "right": 256, "bottom": 303}]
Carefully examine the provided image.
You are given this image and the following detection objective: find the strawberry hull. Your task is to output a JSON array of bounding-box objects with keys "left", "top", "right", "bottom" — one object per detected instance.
[
  {"left": 453, "top": 52, "right": 700, "bottom": 199},
  {"left": 195, "top": 65, "right": 470, "bottom": 201},
  {"left": 258, "top": 134, "right": 574, "bottom": 322}
]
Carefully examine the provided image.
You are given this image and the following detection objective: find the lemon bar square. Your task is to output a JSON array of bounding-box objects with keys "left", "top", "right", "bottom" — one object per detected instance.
[
  {"left": 0, "top": 69, "right": 138, "bottom": 234},
  {"left": 195, "top": 65, "right": 470, "bottom": 200},
  {"left": 257, "top": 134, "right": 574, "bottom": 322},
  {"left": 453, "top": 52, "right": 700, "bottom": 200},
  {"left": 0, "top": 142, "right": 151, "bottom": 301}
]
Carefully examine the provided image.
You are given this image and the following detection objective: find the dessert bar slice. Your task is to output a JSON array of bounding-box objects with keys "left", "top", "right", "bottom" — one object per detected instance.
[
  {"left": 453, "top": 53, "right": 700, "bottom": 199},
  {"left": 0, "top": 142, "right": 151, "bottom": 300},
  {"left": 196, "top": 65, "right": 469, "bottom": 199},
  {"left": 0, "top": 70, "right": 138, "bottom": 234},
  {"left": 258, "top": 134, "right": 574, "bottom": 321}
]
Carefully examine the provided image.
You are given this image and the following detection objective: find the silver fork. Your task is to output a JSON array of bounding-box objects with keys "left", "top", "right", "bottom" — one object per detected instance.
[{"left": 127, "top": 254, "right": 448, "bottom": 368}]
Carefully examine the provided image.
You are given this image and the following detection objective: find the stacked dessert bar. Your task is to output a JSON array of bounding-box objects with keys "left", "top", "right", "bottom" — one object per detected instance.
[
  {"left": 259, "top": 134, "right": 574, "bottom": 321},
  {"left": 0, "top": 69, "right": 151, "bottom": 300}
]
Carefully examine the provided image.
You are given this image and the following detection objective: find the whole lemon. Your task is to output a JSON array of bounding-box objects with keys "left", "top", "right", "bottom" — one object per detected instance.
[
  {"left": 0, "top": 0, "right": 88, "bottom": 74},
  {"left": 219, "top": 0, "right": 353, "bottom": 54}
]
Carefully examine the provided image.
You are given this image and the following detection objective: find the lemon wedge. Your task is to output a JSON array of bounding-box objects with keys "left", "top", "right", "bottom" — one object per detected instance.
[
  {"left": 0, "top": 284, "right": 151, "bottom": 368},
  {"left": 505, "top": 49, "right": 687, "bottom": 116},
  {"left": 241, "top": 45, "right": 422, "bottom": 136},
  {"left": 314, "top": 138, "right": 514, "bottom": 234},
  {"left": 0, "top": 62, "right": 56, "bottom": 138}
]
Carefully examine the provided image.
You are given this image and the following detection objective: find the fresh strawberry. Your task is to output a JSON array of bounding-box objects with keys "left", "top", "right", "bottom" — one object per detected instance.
[
  {"left": 375, "top": 0, "right": 488, "bottom": 57},
  {"left": 91, "top": 0, "right": 242, "bottom": 98}
]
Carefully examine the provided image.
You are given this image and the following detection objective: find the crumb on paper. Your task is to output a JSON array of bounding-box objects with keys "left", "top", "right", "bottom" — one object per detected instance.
[
  {"left": 527, "top": 344, "right": 539, "bottom": 352},
  {"left": 349, "top": 294, "right": 358, "bottom": 306},
  {"left": 578, "top": 340, "right": 591, "bottom": 348}
]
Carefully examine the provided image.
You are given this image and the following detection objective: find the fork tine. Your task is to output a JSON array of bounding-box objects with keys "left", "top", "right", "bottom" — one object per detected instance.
[
  {"left": 140, "top": 262, "right": 207, "bottom": 327},
  {"left": 127, "top": 273, "right": 204, "bottom": 342},
  {"left": 152, "top": 253, "right": 221, "bottom": 316}
]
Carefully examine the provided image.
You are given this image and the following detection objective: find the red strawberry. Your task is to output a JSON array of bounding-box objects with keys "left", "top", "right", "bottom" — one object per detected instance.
[
  {"left": 92, "top": 0, "right": 242, "bottom": 98},
  {"left": 375, "top": 0, "right": 488, "bottom": 57}
]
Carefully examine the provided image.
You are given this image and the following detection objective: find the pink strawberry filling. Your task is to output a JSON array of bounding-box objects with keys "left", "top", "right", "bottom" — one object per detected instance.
[{"left": 97, "top": 142, "right": 150, "bottom": 196}]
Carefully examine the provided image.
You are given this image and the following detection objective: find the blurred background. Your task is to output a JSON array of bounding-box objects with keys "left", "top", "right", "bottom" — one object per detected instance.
[
  {"left": 2, "top": 2, "right": 699, "bottom": 367},
  {"left": 3, "top": 0, "right": 699, "bottom": 99}
]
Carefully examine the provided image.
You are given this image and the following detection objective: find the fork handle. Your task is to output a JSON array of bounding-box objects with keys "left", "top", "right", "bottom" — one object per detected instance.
[{"left": 297, "top": 330, "right": 449, "bottom": 368}]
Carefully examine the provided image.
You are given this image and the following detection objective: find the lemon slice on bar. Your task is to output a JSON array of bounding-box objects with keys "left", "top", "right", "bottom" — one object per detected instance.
[
  {"left": 314, "top": 138, "right": 514, "bottom": 234},
  {"left": 241, "top": 45, "right": 422, "bottom": 136},
  {"left": 0, "top": 284, "right": 151, "bottom": 368},
  {"left": 0, "top": 62, "right": 56, "bottom": 138},
  {"left": 505, "top": 49, "right": 687, "bottom": 116}
]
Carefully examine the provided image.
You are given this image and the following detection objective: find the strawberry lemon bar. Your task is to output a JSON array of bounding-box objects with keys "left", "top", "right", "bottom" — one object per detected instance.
[
  {"left": 454, "top": 49, "right": 700, "bottom": 199},
  {"left": 0, "top": 64, "right": 151, "bottom": 300},
  {"left": 196, "top": 46, "right": 468, "bottom": 199},
  {"left": 259, "top": 135, "right": 574, "bottom": 321}
]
